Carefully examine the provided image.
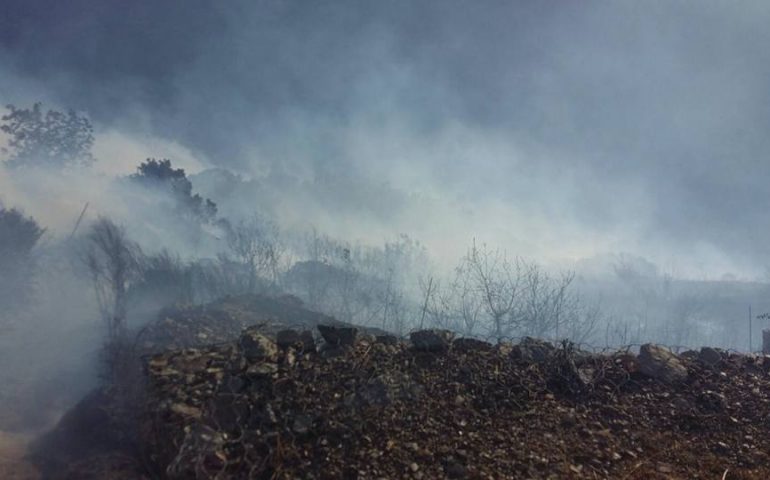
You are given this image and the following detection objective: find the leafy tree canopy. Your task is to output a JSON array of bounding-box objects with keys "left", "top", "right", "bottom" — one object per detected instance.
[
  {"left": 130, "top": 158, "right": 217, "bottom": 224},
  {"left": 0, "top": 207, "right": 45, "bottom": 317},
  {"left": 1, "top": 103, "right": 95, "bottom": 169}
]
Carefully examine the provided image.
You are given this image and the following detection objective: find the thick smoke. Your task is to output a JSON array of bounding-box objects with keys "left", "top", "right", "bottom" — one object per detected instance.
[
  {"left": 5, "top": 2, "right": 770, "bottom": 447},
  {"left": 3, "top": 1, "right": 770, "bottom": 276}
]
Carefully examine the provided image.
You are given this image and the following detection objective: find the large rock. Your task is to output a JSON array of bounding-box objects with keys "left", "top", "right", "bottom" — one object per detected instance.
[
  {"left": 698, "top": 347, "right": 724, "bottom": 367},
  {"left": 138, "top": 293, "right": 337, "bottom": 353},
  {"left": 376, "top": 334, "right": 400, "bottom": 346},
  {"left": 511, "top": 337, "right": 556, "bottom": 363},
  {"left": 238, "top": 330, "right": 278, "bottom": 362},
  {"left": 453, "top": 337, "right": 493, "bottom": 352},
  {"left": 317, "top": 325, "right": 358, "bottom": 347},
  {"left": 276, "top": 329, "right": 316, "bottom": 352},
  {"left": 638, "top": 344, "right": 688, "bottom": 383},
  {"left": 680, "top": 350, "right": 699, "bottom": 361},
  {"left": 410, "top": 329, "right": 455, "bottom": 352}
]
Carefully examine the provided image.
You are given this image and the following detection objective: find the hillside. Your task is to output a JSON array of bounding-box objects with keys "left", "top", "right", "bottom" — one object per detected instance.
[
  {"left": 138, "top": 331, "right": 770, "bottom": 479},
  {"left": 27, "top": 295, "right": 770, "bottom": 479}
]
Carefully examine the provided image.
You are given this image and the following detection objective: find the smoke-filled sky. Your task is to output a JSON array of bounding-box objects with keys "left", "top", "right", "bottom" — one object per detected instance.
[{"left": 2, "top": 0, "right": 770, "bottom": 278}]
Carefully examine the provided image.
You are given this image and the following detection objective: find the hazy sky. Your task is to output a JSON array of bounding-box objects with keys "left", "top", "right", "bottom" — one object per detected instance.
[{"left": 2, "top": 0, "right": 770, "bottom": 278}]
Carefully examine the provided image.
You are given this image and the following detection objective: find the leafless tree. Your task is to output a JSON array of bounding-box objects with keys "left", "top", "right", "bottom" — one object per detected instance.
[
  {"left": 446, "top": 266, "right": 485, "bottom": 336},
  {"left": 425, "top": 242, "right": 600, "bottom": 343},
  {"left": 519, "top": 267, "right": 576, "bottom": 338},
  {"left": 83, "top": 217, "right": 140, "bottom": 340},
  {"left": 225, "top": 215, "right": 285, "bottom": 293},
  {"left": 461, "top": 241, "right": 522, "bottom": 342},
  {"left": 294, "top": 229, "right": 339, "bottom": 309},
  {"left": 82, "top": 217, "right": 142, "bottom": 392},
  {"left": 558, "top": 292, "right": 602, "bottom": 345}
]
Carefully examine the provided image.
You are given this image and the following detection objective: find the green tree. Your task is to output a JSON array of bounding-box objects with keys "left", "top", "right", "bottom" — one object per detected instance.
[
  {"left": 1, "top": 103, "right": 95, "bottom": 169},
  {"left": 130, "top": 158, "right": 217, "bottom": 223},
  {"left": 0, "top": 207, "right": 45, "bottom": 319}
]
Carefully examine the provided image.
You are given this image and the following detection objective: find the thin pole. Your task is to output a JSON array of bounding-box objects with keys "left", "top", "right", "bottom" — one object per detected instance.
[
  {"left": 419, "top": 277, "right": 433, "bottom": 330},
  {"left": 69, "top": 202, "right": 89, "bottom": 240},
  {"left": 749, "top": 305, "right": 753, "bottom": 353}
]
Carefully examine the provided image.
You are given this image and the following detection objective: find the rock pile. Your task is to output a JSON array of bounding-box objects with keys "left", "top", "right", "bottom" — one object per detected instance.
[{"left": 140, "top": 330, "right": 770, "bottom": 479}]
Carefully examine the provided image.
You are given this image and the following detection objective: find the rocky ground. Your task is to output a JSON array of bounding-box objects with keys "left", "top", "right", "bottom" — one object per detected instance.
[
  {"left": 141, "top": 327, "right": 770, "bottom": 479},
  {"left": 26, "top": 295, "right": 770, "bottom": 479}
]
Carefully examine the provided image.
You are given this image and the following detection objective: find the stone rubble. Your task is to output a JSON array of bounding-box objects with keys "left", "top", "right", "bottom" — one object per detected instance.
[
  {"left": 139, "top": 324, "right": 770, "bottom": 479},
  {"left": 29, "top": 295, "right": 770, "bottom": 479}
]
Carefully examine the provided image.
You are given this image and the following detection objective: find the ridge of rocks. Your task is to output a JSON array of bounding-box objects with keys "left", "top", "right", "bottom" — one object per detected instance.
[
  {"left": 142, "top": 325, "right": 770, "bottom": 479},
  {"left": 30, "top": 295, "right": 770, "bottom": 479}
]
